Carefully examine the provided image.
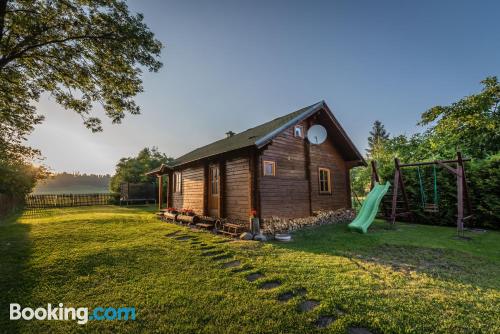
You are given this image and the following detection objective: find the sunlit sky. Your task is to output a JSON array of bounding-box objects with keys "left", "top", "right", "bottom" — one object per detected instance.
[{"left": 27, "top": 0, "right": 500, "bottom": 174}]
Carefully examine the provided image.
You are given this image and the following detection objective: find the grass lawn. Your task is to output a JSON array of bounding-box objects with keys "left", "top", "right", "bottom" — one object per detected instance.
[{"left": 0, "top": 206, "right": 499, "bottom": 333}]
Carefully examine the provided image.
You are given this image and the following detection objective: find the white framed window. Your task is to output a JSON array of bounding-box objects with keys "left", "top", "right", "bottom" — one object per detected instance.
[
  {"left": 294, "top": 125, "right": 304, "bottom": 138},
  {"left": 318, "top": 168, "right": 331, "bottom": 194},
  {"left": 263, "top": 160, "right": 276, "bottom": 176},
  {"left": 174, "top": 172, "right": 182, "bottom": 193}
]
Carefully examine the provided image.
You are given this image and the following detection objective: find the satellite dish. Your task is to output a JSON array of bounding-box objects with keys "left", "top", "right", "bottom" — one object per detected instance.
[{"left": 307, "top": 124, "right": 327, "bottom": 145}]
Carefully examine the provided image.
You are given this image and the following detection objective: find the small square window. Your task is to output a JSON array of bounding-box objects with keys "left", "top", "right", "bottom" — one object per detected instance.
[
  {"left": 263, "top": 161, "right": 276, "bottom": 176},
  {"left": 294, "top": 125, "right": 304, "bottom": 138}
]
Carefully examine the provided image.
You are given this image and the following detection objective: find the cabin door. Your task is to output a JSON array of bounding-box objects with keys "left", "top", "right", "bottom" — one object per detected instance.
[{"left": 208, "top": 165, "right": 220, "bottom": 217}]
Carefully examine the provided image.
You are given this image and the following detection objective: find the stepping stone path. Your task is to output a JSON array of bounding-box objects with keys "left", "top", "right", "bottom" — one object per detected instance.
[
  {"left": 211, "top": 254, "right": 233, "bottom": 261},
  {"left": 259, "top": 280, "right": 282, "bottom": 290},
  {"left": 315, "top": 316, "right": 335, "bottom": 328},
  {"left": 277, "top": 288, "right": 306, "bottom": 302},
  {"left": 277, "top": 291, "right": 294, "bottom": 302},
  {"left": 298, "top": 300, "right": 320, "bottom": 312},
  {"left": 202, "top": 250, "right": 224, "bottom": 257},
  {"left": 348, "top": 328, "right": 373, "bottom": 334},
  {"left": 221, "top": 260, "right": 241, "bottom": 269},
  {"left": 231, "top": 265, "right": 253, "bottom": 273},
  {"left": 246, "top": 273, "right": 265, "bottom": 282}
]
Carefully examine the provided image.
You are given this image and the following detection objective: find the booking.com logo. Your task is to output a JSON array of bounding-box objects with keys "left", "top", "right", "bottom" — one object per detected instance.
[{"left": 10, "top": 303, "right": 136, "bottom": 325}]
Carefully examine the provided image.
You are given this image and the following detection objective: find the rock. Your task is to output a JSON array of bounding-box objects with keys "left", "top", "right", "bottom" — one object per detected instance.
[
  {"left": 253, "top": 234, "right": 267, "bottom": 242},
  {"left": 239, "top": 232, "right": 254, "bottom": 240}
]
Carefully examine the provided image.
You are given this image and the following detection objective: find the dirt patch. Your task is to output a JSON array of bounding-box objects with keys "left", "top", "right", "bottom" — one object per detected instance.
[{"left": 297, "top": 300, "right": 319, "bottom": 312}]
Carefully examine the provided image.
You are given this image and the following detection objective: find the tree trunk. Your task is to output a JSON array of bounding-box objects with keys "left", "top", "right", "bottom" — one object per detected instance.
[{"left": 0, "top": 0, "right": 7, "bottom": 42}]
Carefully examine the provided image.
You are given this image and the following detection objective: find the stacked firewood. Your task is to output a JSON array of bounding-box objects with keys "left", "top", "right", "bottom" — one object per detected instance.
[{"left": 261, "top": 209, "right": 355, "bottom": 235}]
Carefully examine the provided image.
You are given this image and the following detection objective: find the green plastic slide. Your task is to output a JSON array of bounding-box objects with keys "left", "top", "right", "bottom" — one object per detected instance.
[{"left": 348, "top": 182, "right": 391, "bottom": 234}]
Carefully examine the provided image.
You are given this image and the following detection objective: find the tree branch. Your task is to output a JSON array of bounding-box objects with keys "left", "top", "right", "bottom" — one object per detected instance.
[{"left": 0, "top": 32, "right": 114, "bottom": 69}]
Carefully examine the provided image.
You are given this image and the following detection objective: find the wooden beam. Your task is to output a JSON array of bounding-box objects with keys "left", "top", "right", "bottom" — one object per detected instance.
[
  {"left": 304, "top": 126, "right": 313, "bottom": 215},
  {"left": 167, "top": 171, "right": 173, "bottom": 208},
  {"left": 437, "top": 161, "right": 458, "bottom": 175},
  {"left": 203, "top": 162, "right": 208, "bottom": 216},
  {"left": 370, "top": 160, "right": 380, "bottom": 189},
  {"left": 219, "top": 158, "right": 226, "bottom": 218},
  {"left": 400, "top": 158, "right": 470, "bottom": 167},
  {"left": 458, "top": 152, "right": 473, "bottom": 215},
  {"left": 390, "top": 169, "right": 400, "bottom": 224},
  {"left": 158, "top": 175, "right": 163, "bottom": 210}
]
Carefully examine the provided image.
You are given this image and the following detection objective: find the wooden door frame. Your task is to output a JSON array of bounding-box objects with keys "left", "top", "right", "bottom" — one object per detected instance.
[{"left": 208, "top": 163, "right": 221, "bottom": 217}]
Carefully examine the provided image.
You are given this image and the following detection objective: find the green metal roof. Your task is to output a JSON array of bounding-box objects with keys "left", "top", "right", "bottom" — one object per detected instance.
[
  {"left": 169, "top": 102, "right": 323, "bottom": 167},
  {"left": 146, "top": 101, "right": 364, "bottom": 173}
]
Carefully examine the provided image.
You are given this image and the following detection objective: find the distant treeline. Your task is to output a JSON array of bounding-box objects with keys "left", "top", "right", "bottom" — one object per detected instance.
[{"left": 33, "top": 172, "right": 111, "bottom": 194}]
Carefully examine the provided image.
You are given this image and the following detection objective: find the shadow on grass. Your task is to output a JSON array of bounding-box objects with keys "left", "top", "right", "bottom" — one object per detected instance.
[
  {"left": 0, "top": 210, "right": 34, "bottom": 332},
  {"left": 273, "top": 223, "right": 500, "bottom": 290}
]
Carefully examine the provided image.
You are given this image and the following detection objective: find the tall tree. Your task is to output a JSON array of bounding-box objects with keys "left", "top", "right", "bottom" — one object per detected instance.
[
  {"left": 420, "top": 76, "right": 500, "bottom": 159},
  {"left": 0, "top": 0, "right": 163, "bottom": 161},
  {"left": 366, "top": 120, "right": 390, "bottom": 155},
  {"left": 110, "top": 147, "right": 173, "bottom": 193}
]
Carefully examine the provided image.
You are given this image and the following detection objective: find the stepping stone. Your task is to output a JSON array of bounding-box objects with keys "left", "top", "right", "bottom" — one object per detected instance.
[
  {"left": 211, "top": 254, "right": 233, "bottom": 261},
  {"left": 277, "top": 287, "right": 308, "bottom": 302},
  {"left": 246, "top": 273, "right": 265, "bottom": 282},
  {"left": 200, "top": 246, "right": 216, "bottom": 250},
  {"left": 201, "top": 250, "right": 224, "bottom": 256},
  {"left": 200, "top": 243, "right": 208, "bottom": 246},
  {"left": 221, "top": 260, "right": 241, "bottom": 269},
  {"left": 165, "top": 232, "right": 180, "bottom": 237},
  {"left": 348, "top": 328, "right": 373, "bottom": 334},
  {"left": 315, "top": 316, "right": 335, "bottom": 328},
  {"left": 176, "top": 236, "right": 191, "bottom": 241},
  {"left": 190, "top": 241, "right": 202, "bottom": 244},
  {"left": 277, "top": 291, "right": 294, "bottom": 302},
  {"left": 298, "top": 300, "right": 320, "bottom": 312},
  {"left": 259, "top": 280, "right": 282, "bottom": 290},
  {"left": 231, "top": 265, "right": 253, "bottom": 273}
]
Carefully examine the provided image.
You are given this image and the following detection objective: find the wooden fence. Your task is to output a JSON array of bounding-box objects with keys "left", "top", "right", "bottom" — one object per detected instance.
[{"left": 25, "top": 193, "right": 116, "bottom": 209}]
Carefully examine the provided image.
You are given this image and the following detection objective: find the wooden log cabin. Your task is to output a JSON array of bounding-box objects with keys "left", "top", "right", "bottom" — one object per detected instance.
[{"left": 147, "top": 101, "right": 365, "bottom": 222}]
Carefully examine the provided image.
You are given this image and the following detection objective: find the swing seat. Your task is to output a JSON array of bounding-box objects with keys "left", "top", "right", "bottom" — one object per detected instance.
[{"left": 424, "top": 203, "right": 439, "bottom": 213}]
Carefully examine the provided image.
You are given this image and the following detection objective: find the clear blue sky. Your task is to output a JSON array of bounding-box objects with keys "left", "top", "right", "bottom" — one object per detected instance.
[{"left": 28, "top": 0, "right": 500, "bottom": 174}]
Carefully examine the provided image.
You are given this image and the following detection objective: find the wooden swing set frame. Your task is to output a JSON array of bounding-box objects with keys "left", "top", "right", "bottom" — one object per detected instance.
[{"left": 371, "top": 152, "right": 473, "bottom": 237}]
